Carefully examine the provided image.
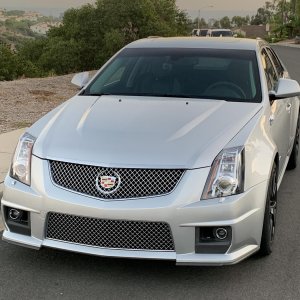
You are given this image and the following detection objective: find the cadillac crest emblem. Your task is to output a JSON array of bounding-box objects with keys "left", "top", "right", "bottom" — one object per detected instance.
[{"left": 96, "top": 170, "right": 121, "bottom": 194}]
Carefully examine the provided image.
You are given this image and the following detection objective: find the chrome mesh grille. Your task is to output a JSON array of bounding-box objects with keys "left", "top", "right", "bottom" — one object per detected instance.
[
  {"left": 46, "top": 212, "right": 175, "bottom": 251},
  {"left": 49, "top": 160, "right": 184, "bottom": 200}
]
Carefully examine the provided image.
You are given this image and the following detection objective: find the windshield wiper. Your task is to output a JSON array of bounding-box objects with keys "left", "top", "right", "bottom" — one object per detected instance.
[
  {"left": 82, "top": 92, "right": 195, "bottom": 98},
  {"left": 81, "top": 92, "right": 113, "bottom": 96},
  {"left": 102, "top": 92, "right": 194, "bottom": 98},
  {"left": 153, "top": 93, "right": 193, "bottom": 98}
]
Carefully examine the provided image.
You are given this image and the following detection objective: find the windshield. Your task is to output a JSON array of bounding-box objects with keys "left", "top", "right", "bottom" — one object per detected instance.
[
  {"left": 192, "top": 29, "right": 198, "bottom": 36},
  {"left": 200, "top": 29, "right": 208, "bottom": 36},
  {"left": 211, "top": 31, "right": 233, "bottom": 37},
  {"left": 83, "top": 48, "right": 261, "bottom": 103}
]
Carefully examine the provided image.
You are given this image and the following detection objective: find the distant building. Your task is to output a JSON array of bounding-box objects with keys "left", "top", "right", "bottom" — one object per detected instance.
[
  {"left": 30, "top": 22, "right": 61, "bottom": 35},
  {"left": 0, "top": 9, "right": 43, "bottom": 22},
  {"left": 234, "top": 24, "right": 270, "bottom": 39},
  {"left": 0, "top": 8, "right": 6, "bottom": 21},
  {"left": 19, "top": 11, "right": 43, "bottom": 22}
]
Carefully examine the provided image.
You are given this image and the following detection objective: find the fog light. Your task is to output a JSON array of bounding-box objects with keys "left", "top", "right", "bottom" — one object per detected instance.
[
  {"left": 214, "top": 227, "right": 228, "bottom": 240},
  {"left": 196, "top": 226, "right": 232, "bottom": 254},
  {"left": 9, "top": 209, "right": 22, "bottom": 221},
  {"left": 4, "top": 206, "right": 31, "bottom": 236}
]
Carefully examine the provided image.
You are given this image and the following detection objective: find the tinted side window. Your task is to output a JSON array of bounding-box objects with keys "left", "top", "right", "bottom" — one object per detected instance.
[
  {"left": 266, "top": 48, "right": 284, "bottom": 77},
  {"left": 261, "top": 49, "right": 278, "bottom": 90}
]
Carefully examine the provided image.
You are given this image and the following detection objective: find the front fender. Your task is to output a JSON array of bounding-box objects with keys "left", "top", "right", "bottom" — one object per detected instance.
[{"left": 226, "top": 107, "right": 277, "bottom": 192}]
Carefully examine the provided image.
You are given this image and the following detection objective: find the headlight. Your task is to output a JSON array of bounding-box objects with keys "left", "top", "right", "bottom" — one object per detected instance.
[
  {"left": 10, "top": 133, "right": 36, "bottom": 185},
  {"left": 201, "top": 146, "right": 245, "bottom": 200}
]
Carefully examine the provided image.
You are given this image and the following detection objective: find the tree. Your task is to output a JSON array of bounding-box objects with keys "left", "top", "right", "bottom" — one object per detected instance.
[
  {"left": 295, "top": 0, "right": 300, "bottom": 34},
  {"left": 38, "top": 38, "right": 82, "bottom": 75},
  {"left": 207, "top": 18, "right": 220, "bottom": 28},
  {"left": 250, "top": 1, "right": 277, "bottom": 25},
  {"left": 2, "top": 0, "right": 191, "bottom": 81},
  {"left": 0, "top": 45, "right": 18, "bottom": 80},
  {"left": 220, "top": 16, "right": 231, "bottom": 28},
  {"left": 269, "top": 0, "right": 296, "bottom": 37},
  {"left": 52, "top": 0, "right": 189, "bottom": 69},
  {"left": 18, "top": 38, "right": 48, "bottom": 63},
  {"left": 191, "top": 17, "right": 207, "bottom": 29},
  {"left": 251, "top": 7, "right": 273, "bottom": 25},
  {"left": 95, "top": 0, "right": 189, "bottom": 39},
  {"left": 48, "top": 4, "right": 103, "bottom": 70},
  {"left": 231, "top": 16, "right": 249, "bottom": 28}
]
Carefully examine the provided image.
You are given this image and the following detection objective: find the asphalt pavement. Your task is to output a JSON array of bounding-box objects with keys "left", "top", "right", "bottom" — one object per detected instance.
[
  {"left": 273, "top": 44, "right": 300, "bottom": 80},
  {"left": 0, "top": 45, "right": 299, "bottom": 300}
]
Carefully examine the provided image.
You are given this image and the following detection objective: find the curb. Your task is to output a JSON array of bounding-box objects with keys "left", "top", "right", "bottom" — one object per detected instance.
[{"left": 272, "top": 43, "right": 300, "bottom": 49}]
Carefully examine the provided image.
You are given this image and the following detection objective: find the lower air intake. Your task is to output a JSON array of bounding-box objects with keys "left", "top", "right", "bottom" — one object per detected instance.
[{"left": 46, "top": 212, "right": 175, "bottom": 251}]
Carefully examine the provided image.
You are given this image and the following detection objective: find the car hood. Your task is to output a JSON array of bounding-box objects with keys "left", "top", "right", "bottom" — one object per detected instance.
[{"left": 33, "top": 95, "right": 262, "bottom": 169}]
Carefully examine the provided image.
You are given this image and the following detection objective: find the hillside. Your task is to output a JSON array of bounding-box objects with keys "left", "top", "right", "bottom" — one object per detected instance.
[
  {"left": 0, "top": 73, "right": 79, "bottom": 134},
  {"left": 0, "top": 20, "right": 35, "bottom": 49},
  {"left": 0, "top": 9, "right": 61, "bottom": 49}
]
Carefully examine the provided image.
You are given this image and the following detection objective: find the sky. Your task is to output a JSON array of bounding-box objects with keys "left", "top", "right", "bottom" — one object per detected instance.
[{"left": 0, "top": 0, "right": 268, "bottom": 18}]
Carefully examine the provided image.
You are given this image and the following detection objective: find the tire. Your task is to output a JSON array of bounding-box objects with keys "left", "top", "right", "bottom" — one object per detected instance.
[
  {"left": 287, "top": 114, "right": 300, "bottom": 170},
  {"left": 259, "top": 163, "right": 277, "bottom": 256}
]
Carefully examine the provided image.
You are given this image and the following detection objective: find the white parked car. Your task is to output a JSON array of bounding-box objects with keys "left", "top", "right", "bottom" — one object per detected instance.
[
  {"left": 2, "top": 37, "right": 300, "bottom": 265},
  {"left": 191, "top": 28, "right": 209, "bottom": 37},
  {"left": 192, "top": 28, "right": 200, "bottom": 36},
  {"left": 206, "top": 29, "right": 234, "bottom": 37}
]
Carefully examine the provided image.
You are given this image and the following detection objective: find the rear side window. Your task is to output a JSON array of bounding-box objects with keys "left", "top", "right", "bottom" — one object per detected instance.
[
  {"left": 261, "top": 49, "right": 278, "bottom": 90},
  {"left": 211, "top": 31, "right": 233, "bottom": 37},
  {"left": 266, "top": 48, "right": 284, "bottom": 78},
  {"left": 200, "top": 29, "right": 208, "bottom": 36}
]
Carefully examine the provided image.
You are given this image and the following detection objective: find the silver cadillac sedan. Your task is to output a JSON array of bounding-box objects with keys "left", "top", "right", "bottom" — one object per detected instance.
[{"left": 2, "top": 38, "right": 300, "bottom": 265}]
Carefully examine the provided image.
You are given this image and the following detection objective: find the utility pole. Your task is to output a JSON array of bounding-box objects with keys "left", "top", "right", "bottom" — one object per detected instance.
[
  {"left": 283, "top": 0, "right": 286, "bottom": 24},
  {"left": 291, "top": 0, "right": 296, "bottom": 14},
  {"left": 297, "top": 0, "right": 300, "bottom": 19},
  {"left": 279, "top": 0, "right": 287, "bottom": 37},
  {"left": 197, "top": 5, "right": 214, "bottom": 29}
]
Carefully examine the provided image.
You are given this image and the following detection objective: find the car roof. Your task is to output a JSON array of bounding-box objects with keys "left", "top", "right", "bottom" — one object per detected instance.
[
  {"left": 126, "top": 37, "right": 264, "bottom": 51},
  {"left": 210, "top": 29, "right": 232, "bottom": 31}
]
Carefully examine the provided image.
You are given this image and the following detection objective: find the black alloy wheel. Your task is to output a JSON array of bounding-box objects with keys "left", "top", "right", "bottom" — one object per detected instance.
[{"left": 259, "top": 163, "right": 278, "bottom": 256}]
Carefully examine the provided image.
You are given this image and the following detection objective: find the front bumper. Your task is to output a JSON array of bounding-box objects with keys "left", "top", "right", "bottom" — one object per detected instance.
[{"left": 1, "top": 156, "right": 268, "bottom": 266}]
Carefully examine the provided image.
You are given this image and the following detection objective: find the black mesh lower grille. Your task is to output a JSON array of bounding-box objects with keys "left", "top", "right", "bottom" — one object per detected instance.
[{"left": 46, "top": 212, "right": 175, "bottom": 251}]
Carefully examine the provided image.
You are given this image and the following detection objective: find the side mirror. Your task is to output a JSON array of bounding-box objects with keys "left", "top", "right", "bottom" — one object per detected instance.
[
  {"left": 71, "top": 72, "right": 90, "bottom": 88},
  {"left": 269, "top": 78, "right": 300, "bottom": 100}
]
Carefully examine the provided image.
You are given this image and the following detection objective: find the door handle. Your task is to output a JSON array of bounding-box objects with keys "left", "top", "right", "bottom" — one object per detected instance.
[{"left": 269, "top": 114, "right": 275, "bottom": 126}]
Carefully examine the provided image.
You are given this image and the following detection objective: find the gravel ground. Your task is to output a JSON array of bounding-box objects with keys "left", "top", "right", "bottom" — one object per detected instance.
[{"left": 0, "top": 73, "right": 83, "bottom": 134}]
